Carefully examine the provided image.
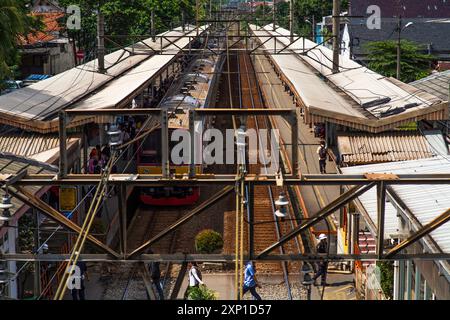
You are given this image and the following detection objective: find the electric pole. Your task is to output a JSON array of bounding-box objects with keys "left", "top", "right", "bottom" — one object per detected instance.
[
  {"left": 97, "top": 9, "right": 105, "bottom": 74},
  {"left": 396, "top": 16, "right": 402, "bottom": 80},
  {"left": 196, "top": 0, "right": 199, "bottom": 36},
  {"left": 263, "top": 0, "right": 266, "bottom": 27},
  {"left": 289, "top": 0, "right": 294, "bottom": 42},
  {"left": 273, "top": 0, "right": 276, "bottom": 30},
  {"left": 151, "top": 9, "right": 155, "bottom": 42},
  {"left": 332, "top": 0, "right": 340, "bottom": 74},
  {"left": 312, "top": 15, "right": 315, "bottom": 42}
]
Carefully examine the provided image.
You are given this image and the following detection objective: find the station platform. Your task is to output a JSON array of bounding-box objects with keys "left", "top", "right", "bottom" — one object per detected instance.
[{"left": 253, "top": 53, "right": 341, "bottom": 235}]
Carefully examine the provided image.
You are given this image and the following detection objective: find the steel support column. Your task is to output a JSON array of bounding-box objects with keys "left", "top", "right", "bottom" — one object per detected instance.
[
  {"left": 248, "top": 183, "right": 255, "bottom": 260},
  {"left": 376, "top": 181, "right": 386, "bottom": 259},
  {"left": 58, "top": 111, "right": 67, "bottom": 178},
  {"left": 117, "top": 184, "right": 127, "bottom": 257},
  {"left": 170, "top": 262, "right": 188, "bottom": 299},
  {"left": 351, "top": 212, "right": 360, "bottom": 255},
  {"left": 406, "top": 259, "right": 413, "bottom": 300},
  {"left": 161, "top": 110, "right": 170, "bottom": 178},
  {"left": 290, "top": 112, "right": 299, "bottom": 178},
  {"left": 189, "top": 110, "right": 196, "bottom": 178},
  {"left": 33, "top": 208, "right": 41, "bottom": 297}
]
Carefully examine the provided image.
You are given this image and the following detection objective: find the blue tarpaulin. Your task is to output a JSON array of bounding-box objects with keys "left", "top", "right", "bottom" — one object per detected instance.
[{"left": 24, "top": 74, "right": 52, "bottom": 81}]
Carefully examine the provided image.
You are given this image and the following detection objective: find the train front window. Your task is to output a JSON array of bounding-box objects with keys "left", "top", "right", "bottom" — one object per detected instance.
[
  {"left": 140, "top": 130, "right": 161, "bottom": 164},
  {"left": 139, "top": 129, "right": 188, "bottom": 165}
]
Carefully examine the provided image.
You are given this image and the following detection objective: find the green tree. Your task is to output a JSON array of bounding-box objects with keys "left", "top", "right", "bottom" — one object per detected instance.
[
  {"left": 0, "top": 0, "right": 40, "bottom": 82},
  {"left": 293, "top": 0, "right": 348, "bottom": 38},
  {"left": 365, "top": 40, "right": 433, "bottom": 83},
  {"left": 186, "top": 285, "right": 217, "bottom": 300},
  {"left": 58, "top": 0, "right": 207, "bottom": 53},
  {"left": 377, "top": 261, "right": 394, "bottom": 300},
  {"left": 195, "top": 229, "right": 223, "bottom": 254}
]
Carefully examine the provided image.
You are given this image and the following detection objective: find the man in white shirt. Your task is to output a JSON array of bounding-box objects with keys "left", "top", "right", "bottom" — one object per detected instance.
[
  {"left": 184, "top": 262, "right": 204, "bottom": 299},
  {"left": 188, "top": 262, "right": 204, "bottom": 287},
  {"left": 317, "top": 140, "right": 328, "bottom": 174}
]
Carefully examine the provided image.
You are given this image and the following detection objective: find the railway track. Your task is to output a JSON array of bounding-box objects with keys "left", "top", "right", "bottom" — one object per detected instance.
[
  {"left": 120, "top": 206, "right": 184, "bottom": 300},
  {"left": 229, "top": 35, "right": 306, "bottom": 298},
  {"left": 250, "top": 27, "right": 337, "bottom": 238}
]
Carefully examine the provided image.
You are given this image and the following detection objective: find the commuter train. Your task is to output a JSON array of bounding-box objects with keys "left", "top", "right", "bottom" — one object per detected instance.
[{"left": 137, "top": 50, "right": 224, "bottom": 206}]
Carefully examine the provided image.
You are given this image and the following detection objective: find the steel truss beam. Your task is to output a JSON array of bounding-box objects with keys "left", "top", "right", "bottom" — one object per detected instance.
[
  {"left": 128, "top": 186, "right": 234, "bottom": 257},
  {"left": 5, "top": 174, "right": 450, "bottom": 187},
  {"left": 386, "top": 207, "right": 450, "bottom": 258},
  {"left": 3, "top": 253, "right": 450, "bottom": 263},
  {"left": 100, "top": 34, "right": 325, "bottom": 56},
  {"left": 64, "top": 108, "right": 295, "bottom": 116},
  {"left": 7, "top": 187, "right": 120, "bottom": 258},
  {"left": 256, "top": 183, "right": 377, "bottom": 258}
]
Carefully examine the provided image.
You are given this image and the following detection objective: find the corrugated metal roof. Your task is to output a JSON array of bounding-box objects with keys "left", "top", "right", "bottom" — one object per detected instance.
[
  {"left": 424, "top": 130, "right": 450, "bottom": 156},
  {"left": 410, "top": 70, "right": 450, "bottom": 101},
  {"left": 0, "top": 134, "right": 79, "bottom": 163},
  {"left": 249, "top": 24, "right": 449, "bottom": 133},
  {"left": 341, "top": 157, "right": 450, "bottom": 255},
  {"left": 338, "top": 131, "right": 439, "bottom": 165}
]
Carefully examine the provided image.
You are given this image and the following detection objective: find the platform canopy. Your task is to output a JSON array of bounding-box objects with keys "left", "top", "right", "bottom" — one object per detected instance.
[
  {"left": 0, "top": 25, "right": 208, "bottom": 133},
  {"left": 249, "top": 25, "right": 448, "bottom": 133}
]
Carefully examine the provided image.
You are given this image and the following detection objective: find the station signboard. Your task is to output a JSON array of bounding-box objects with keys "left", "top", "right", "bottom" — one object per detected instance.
[{"left": 59, "top": 187, "right": 77, "bottom": 213}]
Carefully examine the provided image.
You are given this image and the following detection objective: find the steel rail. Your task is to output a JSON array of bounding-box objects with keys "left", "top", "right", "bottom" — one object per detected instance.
[{"left": 240, "top": 50, "right": 293, "bottom": 300}]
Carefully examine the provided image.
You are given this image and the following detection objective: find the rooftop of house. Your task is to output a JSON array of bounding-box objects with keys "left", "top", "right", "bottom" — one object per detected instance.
[
  {"left": 350, "top": 0, "right": 450, "bottom": 18},
  {"left": 348, "top": 18, "right": 450, "bottom": 59},
  {"left": 410, "top": 70, "right": 450, "bottom": 101},
  {"left": 19, "top": 12, "right": 65, "bottom": 47}
]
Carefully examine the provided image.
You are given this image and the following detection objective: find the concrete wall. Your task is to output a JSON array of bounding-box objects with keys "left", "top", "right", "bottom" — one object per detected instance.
[{"left": 43, "top": 43, "right": 75, "bottom": 75}]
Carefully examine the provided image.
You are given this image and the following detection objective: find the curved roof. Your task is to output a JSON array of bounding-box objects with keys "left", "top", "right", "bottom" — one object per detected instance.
[
  {"left": 183, "top": 73, "right": 209, "bottom": 83},
  {"left": 194, "top": 59, "right": 214, "bottom": 67},
  {"left": 161, "top": 94, "right": 200, "bottom": 109}
]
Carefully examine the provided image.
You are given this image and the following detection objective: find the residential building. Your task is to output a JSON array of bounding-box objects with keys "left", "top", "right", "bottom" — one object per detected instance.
[{"left": 348, "top": 0, "right": 450, "bottom": 63}]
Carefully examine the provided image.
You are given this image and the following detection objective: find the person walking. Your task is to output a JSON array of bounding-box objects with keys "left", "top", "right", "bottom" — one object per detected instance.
[
  {"left": 184, "top": 262, "right": 204, "bottom": 299},
  {"left": 317, "top": 141, "right": 328, "bottom": 174},
  {"left": 313, "top": 234, "right": 329, "bottom": 286},
  {"left": 149, "top": 261, "right": 164, "bottom": 300},
  {"left": 241, "top": 261, "right": 262, "bottom": 300}
]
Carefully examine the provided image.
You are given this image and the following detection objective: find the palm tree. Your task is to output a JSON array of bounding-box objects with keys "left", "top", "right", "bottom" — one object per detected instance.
[{"left": 0, "top": 0, "right": 27, "bottom": 80}]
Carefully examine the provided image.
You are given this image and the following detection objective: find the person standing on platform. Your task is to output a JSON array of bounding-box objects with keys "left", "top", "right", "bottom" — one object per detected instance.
[
  {"left": 313, "top": 234, "right": 329, "bottom": 286},
  {"left": 148, "top": 250, "right": 164, "bottom": 300},
  {"left": 317, "top": 140, "right": 328, "bottom": 174}
]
